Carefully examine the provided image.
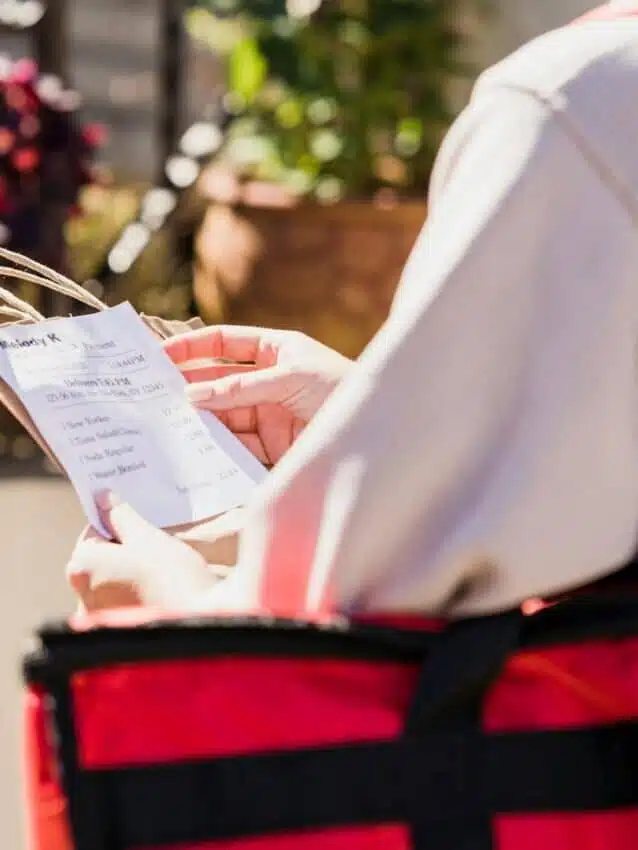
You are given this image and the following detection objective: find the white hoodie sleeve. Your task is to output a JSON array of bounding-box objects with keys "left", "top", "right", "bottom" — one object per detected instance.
[{"left": 222, "top": 78, "right": 638, "bottom": 618}]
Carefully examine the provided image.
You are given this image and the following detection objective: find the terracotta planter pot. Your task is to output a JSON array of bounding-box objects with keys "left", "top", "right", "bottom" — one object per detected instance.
[{"left": 195, "top": 197, "right": 426, "bottom": 358}]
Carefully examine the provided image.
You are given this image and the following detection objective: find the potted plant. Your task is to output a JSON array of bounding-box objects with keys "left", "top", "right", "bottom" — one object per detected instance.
[
  {"left": 0, "top": 59, "right": 103, "bottom": 282},
  {"left": 0, "top": 57, "right": 104, "bottom": 450},
  {"left": 190, "top": 0, "right": 472, "bottom": 356}
]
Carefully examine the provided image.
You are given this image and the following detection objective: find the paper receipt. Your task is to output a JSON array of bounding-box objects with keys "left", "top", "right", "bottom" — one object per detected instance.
[{"left": 0, "top": 302, "right": 267, "bottom": 535}]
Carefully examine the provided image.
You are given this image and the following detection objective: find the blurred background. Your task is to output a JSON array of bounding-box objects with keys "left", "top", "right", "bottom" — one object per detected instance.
[{"left": 0, "top": 0, "right": 597, "bottom": 846}]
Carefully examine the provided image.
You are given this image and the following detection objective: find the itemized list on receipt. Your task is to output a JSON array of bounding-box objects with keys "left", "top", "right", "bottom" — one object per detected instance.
[{"left": 0, "top": 302, "right": 265, "bottom": 535}]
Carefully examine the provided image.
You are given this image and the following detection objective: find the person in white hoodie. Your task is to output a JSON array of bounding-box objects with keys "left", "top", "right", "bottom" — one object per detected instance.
[{"left": 68, "top": 3, "right": 638, "bottom": 620}]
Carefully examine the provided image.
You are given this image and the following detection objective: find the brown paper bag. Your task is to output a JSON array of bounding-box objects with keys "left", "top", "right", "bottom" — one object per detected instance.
[{"left": 0, "top": 247, "right": 243, "bottom": 564}]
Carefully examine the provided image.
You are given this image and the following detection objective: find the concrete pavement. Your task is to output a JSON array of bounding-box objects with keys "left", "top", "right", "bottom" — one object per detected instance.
[{"left": 0, "top": 465, "right": 82, "bottom": 849}]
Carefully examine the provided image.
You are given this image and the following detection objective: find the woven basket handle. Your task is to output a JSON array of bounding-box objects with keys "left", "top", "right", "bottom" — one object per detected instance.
[
  {"left": 0, "top": 284, "right": 44, "bottom": 321},
  {"left": 0, "top": 304, "right": 39, "bottom": 322},
  {"left": 0, "top": 246, "right": 107, "bottom": 314}
]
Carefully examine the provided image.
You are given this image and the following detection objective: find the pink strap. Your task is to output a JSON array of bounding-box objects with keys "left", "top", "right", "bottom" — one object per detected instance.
[{"left": 575, "top": 3, "right": 638, "bottom": 22}]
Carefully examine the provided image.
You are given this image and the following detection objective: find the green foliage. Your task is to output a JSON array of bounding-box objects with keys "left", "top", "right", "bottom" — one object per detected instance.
[
  {"left": 193, "top": 0, "right": 471, "bottom": 200},
  {"left": 67, "top": 186, "right": 193, "bottom": 320}
]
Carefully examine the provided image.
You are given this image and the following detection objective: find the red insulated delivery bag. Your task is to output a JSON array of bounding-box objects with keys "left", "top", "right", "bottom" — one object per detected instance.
[{"left": 21, "top": 594, "right": 638, "bottom": 850}]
